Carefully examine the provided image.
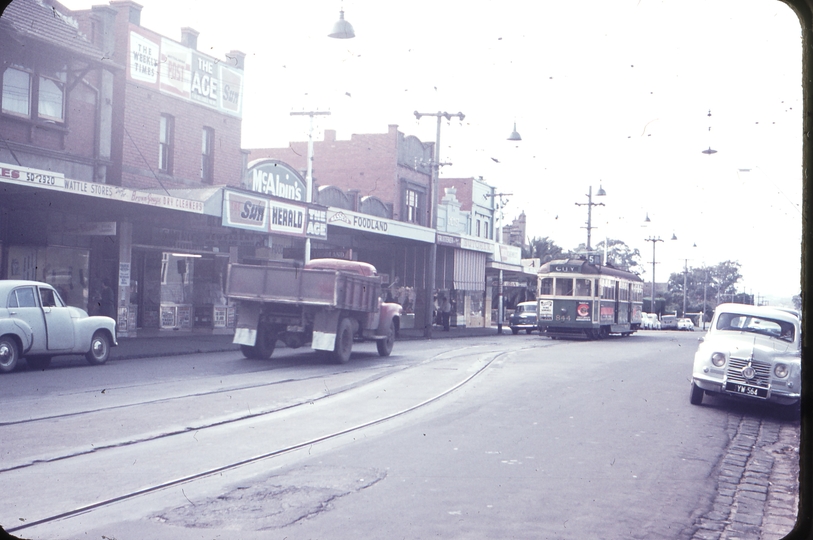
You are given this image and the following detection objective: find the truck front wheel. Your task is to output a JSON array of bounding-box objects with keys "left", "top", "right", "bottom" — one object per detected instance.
[
  {"left": 376, "top": 319, "right": 395, "bottom": 357},
  {"left": 332, "top": 317, "right": 353, "bottom": 364}
]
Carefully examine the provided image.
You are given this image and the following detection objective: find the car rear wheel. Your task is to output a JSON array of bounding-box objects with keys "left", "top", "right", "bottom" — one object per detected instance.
[
  {"left": 689, "top": 381, "right": 704, "bottom": 405},
  {"left": 511, "top": 327, "right": 519, "bottom": 335},
  {"left": 0, "top": 336, "right": 19, "bottom": 373},
  {"left": 86, "top": 331, "right": 111, "bottom": 365},
  {"left": 525, "top": 328, "right": 533, "bottom": 334}
]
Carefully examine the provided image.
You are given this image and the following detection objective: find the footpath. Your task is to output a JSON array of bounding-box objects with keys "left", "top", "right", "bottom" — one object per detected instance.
[
  {"left": 108, "top": 324, "right": 501, "bottom": 361},
  {"left": 110, "top": 327, "right": 802, "bottom": 540}
]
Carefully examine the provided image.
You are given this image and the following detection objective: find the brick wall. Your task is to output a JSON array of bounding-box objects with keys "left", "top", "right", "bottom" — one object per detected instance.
[{"left": 247, "top": 125, "right": 432, "bottom": 223}]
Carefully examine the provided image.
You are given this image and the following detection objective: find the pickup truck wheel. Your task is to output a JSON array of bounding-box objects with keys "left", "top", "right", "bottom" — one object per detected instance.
[
  {"left": 332, "top": 318, "right": 353, "bottom": 364},
  {"left": 0, "top": 336, "right": 19, "bottom": 373},
  {"left": 254, "top": 324, "right": 277, "bottom": 360},
  {"left": 689, "top": 381, "right": 704, "bottom": 405},
  {"left": 85, "top": 331, "right": 111, "bottom": 365},
  {"left": 27, "top": 356, "right": 52, "bottom": 370},
  {"left": 376, "top": 320, "right": 395, "bottom": 357}
]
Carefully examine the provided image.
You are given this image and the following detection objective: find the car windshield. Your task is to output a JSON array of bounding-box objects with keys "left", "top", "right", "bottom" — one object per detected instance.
[
  {"left": 517, "top": 305, "right": 534, "bottom": 314},
  {"left": 715, "top": 312, "right": 794, "bottom": 342}
]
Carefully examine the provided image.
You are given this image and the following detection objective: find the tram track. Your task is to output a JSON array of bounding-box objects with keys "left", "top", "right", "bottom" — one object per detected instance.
[{"left": 3, "top": 344, "right": 510, "bottom": 534}]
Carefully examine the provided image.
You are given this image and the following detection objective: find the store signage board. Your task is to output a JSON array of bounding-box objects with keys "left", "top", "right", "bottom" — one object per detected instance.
[
  {"left": 129, "top": 26, "right": 243, "bottom": 118},
  {"left": 222, "top": 190, "right": 328, "bottom": 240},
  {"left": 326, "top": 208, "right": 435, "bottom": 243},
  {"left": 0, "top": 164, "right": 205, "bottom": 213},
  {"left": 246, "top": 159, "right": 306, "bottom": 202}
]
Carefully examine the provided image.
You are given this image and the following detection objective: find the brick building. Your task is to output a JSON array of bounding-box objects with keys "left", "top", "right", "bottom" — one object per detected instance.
[{"left": 0, "top": 0, "right": 328, "bottom": 336}]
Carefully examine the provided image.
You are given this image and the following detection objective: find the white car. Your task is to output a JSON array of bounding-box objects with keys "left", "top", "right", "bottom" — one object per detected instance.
[
  {"left": 690, "top": 303, "right": 800, "bottom": 408},
  {"left": 0, "top": 280, "right": 117, "bottom": 372},
  {"left": 677, "top": 318, "right": 694, "bottom": 331}
]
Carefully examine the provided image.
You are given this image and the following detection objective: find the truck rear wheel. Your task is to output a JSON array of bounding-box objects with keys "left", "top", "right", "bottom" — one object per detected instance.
[
  {"left": 332, "top": 317, "right": 353, "bottom": 364},
  {"left": 242, "top": 323, "right": 277, "bottom": 360},
  {"left": 376, "top": 319, "right": 395, "bottom": 357}
]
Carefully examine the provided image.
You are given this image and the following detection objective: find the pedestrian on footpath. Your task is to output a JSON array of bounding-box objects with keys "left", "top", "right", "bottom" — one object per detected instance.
[{"left": 441, "top": 295, "right": 452, "bottom": 331}]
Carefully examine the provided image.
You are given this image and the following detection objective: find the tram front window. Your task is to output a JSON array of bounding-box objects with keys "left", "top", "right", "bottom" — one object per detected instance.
[
  {"left": 539, "top": 278, "right": 553, "bottom": 296},
  {"left": 575, "top": 279, "right": 591, "bottom": 297},
  {"left": 555, "top": 278, "right": 574, "bottom": 296}
]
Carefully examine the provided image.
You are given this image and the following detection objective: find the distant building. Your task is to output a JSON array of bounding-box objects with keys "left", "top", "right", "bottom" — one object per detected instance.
[{"left": 501, "top": 211, "right": 527, "bottom": 248}]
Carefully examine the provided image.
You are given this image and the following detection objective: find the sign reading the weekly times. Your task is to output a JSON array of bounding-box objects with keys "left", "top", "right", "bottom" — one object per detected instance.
[{"left": 128, "top": 25, "right": 243, "bottom": 118}]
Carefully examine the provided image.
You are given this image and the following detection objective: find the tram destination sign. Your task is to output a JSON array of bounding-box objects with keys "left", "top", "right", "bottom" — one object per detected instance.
[{"left": 551, "top": 264, "right": 583, "bottom": 273}]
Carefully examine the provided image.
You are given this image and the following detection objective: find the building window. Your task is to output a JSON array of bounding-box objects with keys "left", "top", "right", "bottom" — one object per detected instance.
[
  {"left": 37, "top": 76, "right": 64, "bottom": 122},
  {"left": 159, "top": 114, "right": 174, "bottom": 174},
  {"left": 476, "top": 219, "right": 481, "bottom": 237},
  {"left": 1, "top": 66, "right": 66, "bottom": 123},
  {"left": 201, "top": 127, "right": 214, "bottom": 183},
  {"left": 1, "top": 67, "right": 31, "bottom": 117},
  {"left": 405, "top": 189, "right": 420, "bottom": 224}
]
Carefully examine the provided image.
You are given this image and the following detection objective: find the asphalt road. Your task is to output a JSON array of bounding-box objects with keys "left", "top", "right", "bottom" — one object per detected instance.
[{"left": 0, "top": 332, "right": 800, "bottom": 540}]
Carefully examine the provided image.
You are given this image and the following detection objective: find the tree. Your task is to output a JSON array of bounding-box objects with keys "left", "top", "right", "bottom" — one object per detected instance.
[
  {"left": 525, "top": 236, "right": 565, "bottom": 264},
  {"left": 593, "top": 238, "right": 643, "bottom": 274},
  {"left": 664, "top": 261, "right": 743, "bottom": 316}
]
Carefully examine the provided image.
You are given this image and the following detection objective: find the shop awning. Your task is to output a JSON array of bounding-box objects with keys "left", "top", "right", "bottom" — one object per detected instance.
[{"left": 454, "top": 249, "right": 486, "bottom": 291}]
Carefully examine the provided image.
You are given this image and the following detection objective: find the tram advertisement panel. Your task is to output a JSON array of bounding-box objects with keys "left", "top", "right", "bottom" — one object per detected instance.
[
  {"left": 576, "top": 302, "right": 591, "bottom": 322},
  {"left": 600, "top": 305, "right": 615, "bottom": 324},
  {"left": 539, "top": 300, "right": 553, "bottom": 321}
]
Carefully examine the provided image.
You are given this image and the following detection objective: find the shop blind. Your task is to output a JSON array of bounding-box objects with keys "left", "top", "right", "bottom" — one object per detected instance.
[{"left": 453, "top": 249, "right": 486, "bottom": 291}]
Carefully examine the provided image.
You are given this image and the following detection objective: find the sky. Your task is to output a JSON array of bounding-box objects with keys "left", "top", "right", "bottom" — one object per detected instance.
[{"left": 56, "top": 0, "right": 805, "bottom": 302}]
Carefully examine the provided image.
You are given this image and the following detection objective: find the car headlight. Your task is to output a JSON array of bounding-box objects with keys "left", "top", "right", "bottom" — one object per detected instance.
[
  {"left": 774, "top": 363, "right": 789, "bottom": 378},
  {"left": 711, "top": 352, "right": 726, "bottom": 367}
]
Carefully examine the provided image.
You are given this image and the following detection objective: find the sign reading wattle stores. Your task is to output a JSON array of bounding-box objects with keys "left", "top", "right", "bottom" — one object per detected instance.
[
  {"left": 0, "top": 163, "right": 204, "bottom": 213},
  {"left": 246, "top": 160, "right": 306, "bottom": 202}
]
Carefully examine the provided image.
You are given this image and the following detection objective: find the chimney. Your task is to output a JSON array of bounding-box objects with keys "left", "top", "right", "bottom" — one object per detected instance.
[
  {"left": 226, "top": 50, "right": 246, "bottom": 70},
  {"left": 109, "top": 0, "right": 143, "bottom": 26},
  {"left": 324, "top": 129, "right": 337, "bottom": 143},
  {"left": 181, "top": 27, "right": 199, "bottom": 50}
]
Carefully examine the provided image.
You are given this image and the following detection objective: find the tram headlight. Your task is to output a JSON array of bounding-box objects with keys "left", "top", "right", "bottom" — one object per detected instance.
[
  {"left": 774, "top": 363, "right": 789, "bottom": 378},
  {"left": 711, "top": 352, "right": 726, "bottom": 367}
]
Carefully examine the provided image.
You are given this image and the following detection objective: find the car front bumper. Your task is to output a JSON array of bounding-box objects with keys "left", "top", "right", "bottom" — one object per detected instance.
[{"left": 692, "top": 375, "right": 801, "bottom": 406}]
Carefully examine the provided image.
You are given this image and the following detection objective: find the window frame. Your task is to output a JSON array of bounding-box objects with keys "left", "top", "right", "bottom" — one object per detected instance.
[
  {"left": 159, "top": 114, "right": 175, "bottom": 174},
  {"left": 1, "top": 66, "right": 32, "bottom": 119},
  {"left": 1, "top": 64, "right": 67, "bottom": 124},
  {"left": 201, "top": 126, "right": 215, "bottom": 183}
]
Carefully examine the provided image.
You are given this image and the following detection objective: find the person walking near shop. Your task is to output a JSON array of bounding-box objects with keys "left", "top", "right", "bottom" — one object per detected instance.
[
  {"left": 100, "top": 278, "right": 115, "bottom": 319},
  {"left": 441, "top": 295, "right": 452, "bottom": 331}
]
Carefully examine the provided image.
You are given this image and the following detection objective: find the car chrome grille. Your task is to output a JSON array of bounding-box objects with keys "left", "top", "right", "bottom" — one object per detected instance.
[{"left": 726, "top": 356, "right": 771, "bottom": 388}]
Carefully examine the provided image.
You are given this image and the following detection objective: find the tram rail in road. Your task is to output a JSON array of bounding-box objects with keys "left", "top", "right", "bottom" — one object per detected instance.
[{"left": 3, "top": 344, "right": 512, "bottom": 535}]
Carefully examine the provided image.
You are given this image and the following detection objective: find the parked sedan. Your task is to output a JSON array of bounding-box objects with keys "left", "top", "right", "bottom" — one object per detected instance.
[
  {"left": 689, "top": 303, "right": 800, "bottom": 408},
  {"left": 0, "top": 280, "right": 117, "bottom": 372},
  {"left": 677, "top": 318, "right": 694, "bottom": 331},
  {"left": 509, "top": 301, "right": 538, "bottom": 334}
]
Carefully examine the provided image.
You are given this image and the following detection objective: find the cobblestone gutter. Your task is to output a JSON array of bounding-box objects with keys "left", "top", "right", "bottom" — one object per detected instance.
[{"left": 691, "top": 415, "right": 800, "bottom": 540}]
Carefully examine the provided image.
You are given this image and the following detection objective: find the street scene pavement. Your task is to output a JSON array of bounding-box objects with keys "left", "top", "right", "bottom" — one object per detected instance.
[{"left": 0, "top": 327, "right": 799, "bottom": 540}]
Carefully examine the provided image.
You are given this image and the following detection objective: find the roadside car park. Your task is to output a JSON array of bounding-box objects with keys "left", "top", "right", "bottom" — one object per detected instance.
[
  {"left": 689, "top": 303, "right": 800, "bottom": 409},
  {"left": 509, "top": 301, "right": 538, "bottom": 334},
  {"left": 0, "top": 280, "right": 117, "bottom": 372}
]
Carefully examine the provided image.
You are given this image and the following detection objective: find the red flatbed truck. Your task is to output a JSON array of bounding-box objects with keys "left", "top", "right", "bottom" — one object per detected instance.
[{"left": 226, "top": 258, "right": 402, "bottom": 363}]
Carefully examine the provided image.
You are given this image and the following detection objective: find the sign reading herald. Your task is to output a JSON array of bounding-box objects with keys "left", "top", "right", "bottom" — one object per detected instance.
[
  {"left": 128, "top": 26, "right": 243, "bottom": 118},
  {"left": 222, "top": 190, "right": 327, "bottom": 240}
]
